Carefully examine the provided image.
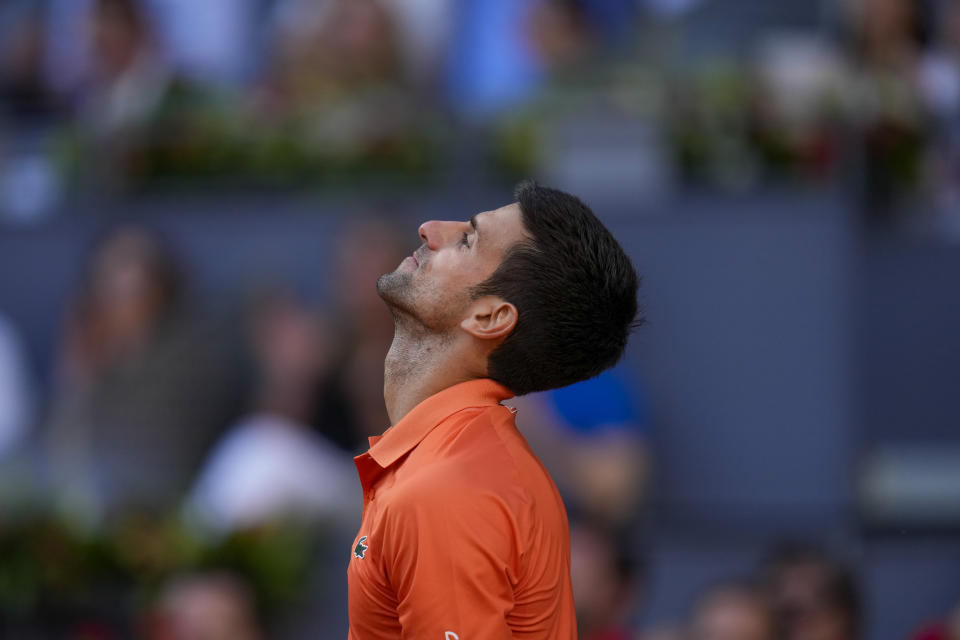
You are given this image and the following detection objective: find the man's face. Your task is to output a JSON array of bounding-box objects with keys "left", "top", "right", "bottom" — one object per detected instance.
[{"left": 377, "top": 203, "right": 528, "bottom": 331}]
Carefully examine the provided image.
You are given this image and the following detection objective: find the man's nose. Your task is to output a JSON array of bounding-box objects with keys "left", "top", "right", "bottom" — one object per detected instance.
[{"left": 418, "top": 220, "right": 466, "bottom": 250}]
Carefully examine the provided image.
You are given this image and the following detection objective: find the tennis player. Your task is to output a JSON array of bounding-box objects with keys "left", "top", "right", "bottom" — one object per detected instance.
[{"left": 347, "top": 180, "right": 640, "bottom": 639}]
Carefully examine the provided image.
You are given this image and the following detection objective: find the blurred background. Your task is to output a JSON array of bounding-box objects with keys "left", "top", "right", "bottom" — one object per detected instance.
[{"left": 0, "top": 0, "right": 959, "bottom": 638}]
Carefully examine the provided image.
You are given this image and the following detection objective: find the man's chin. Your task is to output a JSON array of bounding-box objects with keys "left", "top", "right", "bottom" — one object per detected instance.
[
  {"left": 376, "top": 271, "right": 413, "bottom": 309},
  {"left": 377, "top": 269, "right": 404, "bottom": 292}
]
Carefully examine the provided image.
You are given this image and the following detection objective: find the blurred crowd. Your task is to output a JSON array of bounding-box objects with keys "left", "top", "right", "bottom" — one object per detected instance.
[
  {"left": 0, "top": 0, "right": 959, "bottom": 224},
  {"left": 1, "top": 0, "right": 960, "bottom": 638}
]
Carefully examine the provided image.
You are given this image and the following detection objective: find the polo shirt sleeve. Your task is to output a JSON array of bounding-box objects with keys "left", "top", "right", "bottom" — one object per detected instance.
[{"left": 382, "top": 477, "right": 519, "bottom": 639}]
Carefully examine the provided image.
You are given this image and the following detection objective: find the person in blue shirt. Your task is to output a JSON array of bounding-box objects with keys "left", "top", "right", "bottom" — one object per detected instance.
[{"left": 511, "top": 363, "right": 651, "bottom": 528}]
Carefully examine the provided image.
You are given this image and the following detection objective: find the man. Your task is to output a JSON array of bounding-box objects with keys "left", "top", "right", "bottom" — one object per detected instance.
[{"left": 347, "top": 180, "right": 640, "bottom": 639}]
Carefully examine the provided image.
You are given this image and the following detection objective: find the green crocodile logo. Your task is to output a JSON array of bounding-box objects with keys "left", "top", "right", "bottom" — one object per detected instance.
[{"left": 354, "top": 536, "right": 368, "bottom": 559}]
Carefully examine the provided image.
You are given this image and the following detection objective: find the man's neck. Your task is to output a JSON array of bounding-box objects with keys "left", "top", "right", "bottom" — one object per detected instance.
[{"left": 382, "top": 320, "right": 477, "bottom": 425}]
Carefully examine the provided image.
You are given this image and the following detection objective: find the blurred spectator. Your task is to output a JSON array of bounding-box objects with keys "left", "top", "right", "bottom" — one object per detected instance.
[
  {"left": 846, "top": 0, "right": 925, "bottom": 72},
  {"left": 528, "top": 0, "right": 603, "bottom": 77},
  {"left": 0, "top": 3, "right": 65, "bottom": 220},
  {"left": 261, "top": 0, "right": 404, "bottom": 119},
  {"left": 59, "top": 0, "right": 220, "bottom": 190},
  {"left": 79, "top": 0, "right": 174, "bottom": 136},
  {"left": 378, "top": 0, "right": 455, "bottom": 89},
  {"left": 274, "top": 0, "right": 455, "bottom": 93},
  {"left": 43, "top": 225, "right": 240, "bottom": 523},
  {"left": 445, "top": 0, "right": 543, "bottom": 117},
  {"left": 150, "top": 571, "right": 263, "bottom": 640},
  {"left": 486, "top": 1, "right": 670, "bottom": 197},
  {"left": 271, "top": 0, "right": 400, "bottom": 94},
  {"left": 447, "top": 0, "right": 634, "bottom": 118},
  {"left": 237, "top": 0, "right": 437, "bottom": 182},
  {"left": 762, "top": 543, "right": 861, "bottom": 640},
  {"left": 688, "top": 579, "right": 776, "bottom": 640},
  {"left": 569, "top": 519, "right": 644, "bottom": 640},
  {"left": 918, "top": 0, "right": 960, "bottom": 213},
  {"left": 510, "top": 365, "right": 651, "bottom": 529},
  {"left": 0, "top": 3, "right": 62, "bottom": 128},
  {"left": 312, "top": 218, "right": 404, "bottom": 452},
  {"left": 187, "top": 288, "right": 358, "bottom": 533},
  {"left": 843, "top": 0, "right": 930, "bottom": 220},
  {"left": 748, "top": 34, "right": 847, "bottom": 184},
  {"left": 909, "top": 598, "right": 960, "bottom": 640},
  {"left": 0, "top": 313, "right": 34, "bottom": 459}
]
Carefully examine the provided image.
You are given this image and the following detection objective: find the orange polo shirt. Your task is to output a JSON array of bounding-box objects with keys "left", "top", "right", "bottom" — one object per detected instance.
[{"left": 347, "top": 378, "right": 577, "bottom": 639}]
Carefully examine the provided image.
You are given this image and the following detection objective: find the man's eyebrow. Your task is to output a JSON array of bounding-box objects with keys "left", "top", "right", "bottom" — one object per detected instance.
[{"left": 469, "top": 213, "right": 481, "bottom": 242}]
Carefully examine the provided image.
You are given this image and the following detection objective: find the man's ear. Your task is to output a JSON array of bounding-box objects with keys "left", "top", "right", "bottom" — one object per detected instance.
[{"left": 460, "top": 296, "right": 518, "bottom": 341}]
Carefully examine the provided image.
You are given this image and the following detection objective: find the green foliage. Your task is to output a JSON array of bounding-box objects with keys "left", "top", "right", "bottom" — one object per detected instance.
[{"left": 0, "top": 511, "right": 316, "bottom": 628}]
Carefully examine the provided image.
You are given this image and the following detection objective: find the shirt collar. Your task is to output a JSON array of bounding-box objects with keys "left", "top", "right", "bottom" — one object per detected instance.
[{"left": 367, "top": 378, "right": 514, "bottom": 469}]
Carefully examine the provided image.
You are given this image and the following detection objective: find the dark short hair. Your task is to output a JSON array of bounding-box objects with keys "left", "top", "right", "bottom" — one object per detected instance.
[{"left": 473, "top": 180, "right": 640, "bottom": 395}]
